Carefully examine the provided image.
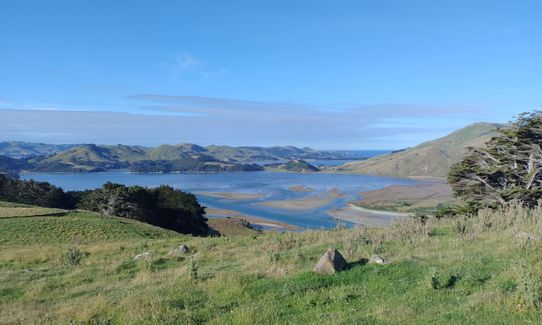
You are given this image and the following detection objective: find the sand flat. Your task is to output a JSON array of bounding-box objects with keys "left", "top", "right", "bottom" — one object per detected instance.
[
  {"left": 329, "top": 204, "right": 410, "bottom": 227},
  {"left": 255, "top": 194, "right": 334, "bottom": 210},
  {"left": 288, "top": 185, "right": 315, "bottom": 192},
  {"left": 205, "top": 207, "right": 298, "bottom": 230},
  {"left": 197, "top": 191, "right": 266, "bottom": 200}
]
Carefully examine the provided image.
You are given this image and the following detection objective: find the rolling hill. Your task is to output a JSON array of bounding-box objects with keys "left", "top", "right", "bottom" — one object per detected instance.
[
  {"left": 16, "top": 142, "right": 360, "bottom": 172},
  {"left": 336, "top": 122, "right": 502, "bottom": 178},
  {"left": 0, "top": 141, "right": 80, "bottom": 159}
]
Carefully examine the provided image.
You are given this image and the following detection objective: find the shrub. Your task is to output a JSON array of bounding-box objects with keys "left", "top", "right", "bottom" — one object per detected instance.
[{"left": 64, "top": 247, "right": 84, "bottom": 266}]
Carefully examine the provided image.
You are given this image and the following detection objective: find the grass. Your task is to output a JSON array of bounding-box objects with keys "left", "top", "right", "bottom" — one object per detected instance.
[
  {"left": 0, "top": 210, "right": 178, "bottom": 245},
  {"left": 0, "top": 203, "right": 541, "bottom": 324},
  {"left": 0, "top": 201, "right": 67, "bottom": 219}
]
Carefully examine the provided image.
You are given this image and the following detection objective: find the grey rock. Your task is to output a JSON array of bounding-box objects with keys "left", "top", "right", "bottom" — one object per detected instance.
[
  {"left": 313, "top": 248, "right": 347, "bottom": 275},
  {"left": 133, "top": 252, "right": 154, "bottom": 261},
  {"left": 169, "top": 245, "right": 189, "bottom": 255},
  {"left": 370, "top": 254, "right": 386, "bottom": 265}
]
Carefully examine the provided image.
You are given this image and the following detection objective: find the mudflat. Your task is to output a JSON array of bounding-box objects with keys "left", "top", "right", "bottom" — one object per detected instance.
[
  {"left": 287, "top": 185, "right": 315, "bottom": 192},
  {"left": 197, "top": 191, "right": 266, "bottom": 200},
  {"left": 356, "top": 180, "right": 454, "bottom": 212},
  {"left": 205, "top": 207, "right": 298, "bottom": 230},
  {"left": 328, "top": 204, "right": 410, "bottom": 227}
]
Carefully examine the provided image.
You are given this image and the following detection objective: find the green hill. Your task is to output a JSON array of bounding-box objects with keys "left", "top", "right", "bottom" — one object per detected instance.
[
  {"left": 0, "top": 141, "right": 80, "bottom": 159},
  {"left": 336, "top": 122, "right": 502, "bottom": 178},
  {"left": 265, "top": 159, "right": 321, "bottom": 172},
  {"left": 0, "top": 207, "right": 178, "bottom": 245}
]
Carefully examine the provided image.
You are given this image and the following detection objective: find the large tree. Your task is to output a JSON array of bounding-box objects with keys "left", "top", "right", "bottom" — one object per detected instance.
[{"left": 448, "top": 111, "right": 542, "bottom": 210}]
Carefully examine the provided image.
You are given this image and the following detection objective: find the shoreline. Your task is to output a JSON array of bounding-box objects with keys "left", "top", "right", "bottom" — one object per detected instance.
[
  {"left": 205, "top": 207, "right": 299, "bottom": 231},
  {"left": 328, "top": 203, "right": 411, "bottom": 227}
]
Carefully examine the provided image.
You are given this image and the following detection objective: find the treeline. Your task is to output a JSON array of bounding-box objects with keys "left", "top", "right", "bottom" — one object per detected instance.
[{"left": 0, "top": 174, "right": 209, "bottom": 235}]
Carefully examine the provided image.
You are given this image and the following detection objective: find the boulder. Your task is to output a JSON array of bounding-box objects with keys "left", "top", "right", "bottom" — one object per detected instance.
[
  {"left": 369, "top": 254, "right": 386, "bottom": 265},
  {"left": 313, "top": 248, "right": 347, "bottom": 275},
  {"left": 169, "top": 245, "right": 189, "bottom": 255},
  {"left": 133, "top": 252, "right": 154, "bottom": 261}
]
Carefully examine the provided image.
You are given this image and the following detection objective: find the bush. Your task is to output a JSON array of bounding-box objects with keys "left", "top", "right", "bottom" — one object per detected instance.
[{"left": 64, "top": 247, "right": 84, "bottom": 266}]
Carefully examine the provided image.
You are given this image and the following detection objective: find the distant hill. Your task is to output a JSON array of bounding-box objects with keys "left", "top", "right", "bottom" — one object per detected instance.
[
  {"left": 336, "top": 122, "right": 502, "bottom": 178},
  {"left": 0, "top": 155, "right": 28, "bottom": 173},
  {"left": 10, "top": 142, "right": 359, "bottom": 172},
  {"left": 0, "top": 141, "right": 80, "bottom": 159},
  {"left": 264, "top": 159, "right": 320, "bottom": 172}
]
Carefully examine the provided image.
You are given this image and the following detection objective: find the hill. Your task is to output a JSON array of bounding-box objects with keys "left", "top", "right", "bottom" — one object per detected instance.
[
  {"left": 0, "top": 141, "right": 80, "bottom": 159},
  {"left": 0, "top": 205, "right": 178, "bottom": 245},
  {"left": 336, "top": 122, "right": 501, "bottom": 178},
  {"left": 265, "top": 159, "right": 320, "bottom": 172},
  {"left": 19, "top": 142, "right": 358, "bottom": 172},
  {"left": 0, "top": 155, "right": 27, "bottom": 173},
  {"left": 0, "top": 202, "right": 540, "bottom": 323}
]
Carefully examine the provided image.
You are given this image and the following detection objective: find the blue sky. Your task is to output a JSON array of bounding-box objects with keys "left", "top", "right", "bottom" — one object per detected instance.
[{"left": 1, "top": 0, "right": 541, "bottom": 149}]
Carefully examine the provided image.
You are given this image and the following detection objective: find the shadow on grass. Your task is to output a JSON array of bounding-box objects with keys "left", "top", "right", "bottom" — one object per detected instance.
[{"left": 346, "top": 258, "right": 369, "bottom": 270}]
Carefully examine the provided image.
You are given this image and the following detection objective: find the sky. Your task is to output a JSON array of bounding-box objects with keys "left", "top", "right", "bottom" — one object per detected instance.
[{"left": 1, "top": 0, "right": 541, "bottom": 149}]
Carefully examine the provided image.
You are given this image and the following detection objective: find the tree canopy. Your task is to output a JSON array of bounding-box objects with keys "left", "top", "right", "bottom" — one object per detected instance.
[
  {"left": 0, "top": 175, "right": 209, "bottom": 235},
  {"left": 448, "top": 111, "right": 542, "bottom": 210}
]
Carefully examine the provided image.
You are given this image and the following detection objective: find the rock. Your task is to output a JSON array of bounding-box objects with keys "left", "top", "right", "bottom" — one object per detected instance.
[
  {"left": 514, "top": 231, "right": 540, "bottom": 241},
  {"left": 169, "top": 245, "right": 189, "bottom": 255},
  {"left": 313, "top": 248, "right": 347, "bottom": 275},
  {"left": 23, "top": 268, "right": 33, "bottom": 273},
  {"left": 370, "top": 254, "right": 386, "bottom": 265},
  {"left": 133, "top": 252, "right": 154, "bottom": 261}
]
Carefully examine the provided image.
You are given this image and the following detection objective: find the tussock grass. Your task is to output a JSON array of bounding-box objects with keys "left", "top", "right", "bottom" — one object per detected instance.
[{"left": 0, "top": 204, "right": 541, "bottom": 324}]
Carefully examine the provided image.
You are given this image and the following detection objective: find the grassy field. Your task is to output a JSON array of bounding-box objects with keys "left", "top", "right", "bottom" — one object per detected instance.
[
  {"left": 0, "top": 201, "right": 67, "bottom": 219},
  {"left": 0, "top": 204, "right": 541, "bottom": 324}
]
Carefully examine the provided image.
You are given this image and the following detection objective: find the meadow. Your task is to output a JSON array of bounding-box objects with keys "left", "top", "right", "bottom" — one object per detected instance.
[{"left": 0, "top": 203, "right": 541, "bottom": 324}]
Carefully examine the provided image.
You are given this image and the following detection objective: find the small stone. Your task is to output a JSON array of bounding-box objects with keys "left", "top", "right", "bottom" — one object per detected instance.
[
  {"left": 514, "top": 231, "right": 540, "bottom": 241},
  {"left": 23, "top": 268, "right": 33, "bottom": 273},
  {"left": 313, "top": 248, "right": 347, "bottom": 275},
  {"left": 370, "top": 254, "right": 386, "bottom": 265},
  {"left": 133, "top": 252, "right": 154, "bottom": 260},
  {"left": 169, "top": 245, "right": 189, "bottom": 255}
]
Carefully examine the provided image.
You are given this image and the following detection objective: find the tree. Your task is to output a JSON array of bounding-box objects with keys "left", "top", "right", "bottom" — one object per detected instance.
[
  {"left": 75, "top": 183, "right": 209, "bottom": 235},
  {"left": 0, "top": 174, "right": 75, "bottom": 208},
  {"left": 448, "top": 111, "right": 542, "bottom": 210}
]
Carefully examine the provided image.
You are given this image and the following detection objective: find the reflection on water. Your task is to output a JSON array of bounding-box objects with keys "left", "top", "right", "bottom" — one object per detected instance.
[{"left": 21, "top": 170, "right": 416, "bottom": 229}]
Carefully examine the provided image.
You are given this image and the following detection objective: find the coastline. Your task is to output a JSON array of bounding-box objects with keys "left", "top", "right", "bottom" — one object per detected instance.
[
  {"left": 328, "top": 203, "right": 411, "bottom": 227},
  {"left": 205, "top": 207, "right": 299, "bottom": 230}
]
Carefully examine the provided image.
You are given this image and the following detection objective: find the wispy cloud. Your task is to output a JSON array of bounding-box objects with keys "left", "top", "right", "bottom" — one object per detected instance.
[
  {"left": 159, "top": 53, "right": 227, "bottom": 83},
  {"left": 0, "top": 95, "right": 492, "bottom": 149}
]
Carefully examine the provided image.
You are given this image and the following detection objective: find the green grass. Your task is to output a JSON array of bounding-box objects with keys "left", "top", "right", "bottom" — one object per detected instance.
[
  {"left": 0, "top": 210, "right": 178, "bottom": 245},
  {"left": 0, "top": 201, "right": 66, "bottom": 219},
  {"left": 0, "top": 203, "right": 541, "bottom": 324}
]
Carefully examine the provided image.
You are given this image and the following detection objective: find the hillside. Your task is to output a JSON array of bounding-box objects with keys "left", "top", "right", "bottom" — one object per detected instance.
[
  {"left": 0, "top": 155, "right": 27, "bottom": 172},
  {"left": 336, "top": 122, "right": 502, "bottom": 178},
  {"left": 264, "top": 159, "right": 321, "bottom": 172},
  {"left": 0, "top": 141, "right": 80, "bottom": 159},
  {"left": 14, "top": 142, "right": 361, "bottom": 172},
  {"left": 0, "top": 205, "right": 178, "bottom": 245},
  {"left": 0, "top": 202, "right": 540, "bottom": 323}
]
